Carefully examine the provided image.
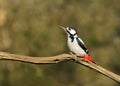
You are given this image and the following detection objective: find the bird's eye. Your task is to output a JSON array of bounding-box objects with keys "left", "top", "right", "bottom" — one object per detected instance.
[{"left": 68, "top": 27, "right": 71, "bottom": 31}]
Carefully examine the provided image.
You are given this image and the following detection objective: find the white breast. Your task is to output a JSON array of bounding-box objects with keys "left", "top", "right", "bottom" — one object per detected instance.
[{"left": 67, "top": 37, "right": 86, "bottom": 56}]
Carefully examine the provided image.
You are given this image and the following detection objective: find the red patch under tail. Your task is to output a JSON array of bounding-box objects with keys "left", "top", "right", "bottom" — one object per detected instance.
[{"left": 81, "top": 55, "right": 95, "bottom": 63}]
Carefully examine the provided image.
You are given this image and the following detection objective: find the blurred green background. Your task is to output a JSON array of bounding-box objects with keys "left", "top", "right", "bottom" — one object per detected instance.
[{"left": 0, "top": 0, "right": 120, "bottom": 86}]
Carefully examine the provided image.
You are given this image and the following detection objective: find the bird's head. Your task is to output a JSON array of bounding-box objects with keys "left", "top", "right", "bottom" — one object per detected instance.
[{"left": 61, "top": 26, "right": 77, "bottom": 37}]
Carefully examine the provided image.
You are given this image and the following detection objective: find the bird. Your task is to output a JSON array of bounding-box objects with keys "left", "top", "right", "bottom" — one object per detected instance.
[{"left": 61, "top": 26, "right": 95, "bottom": 63}]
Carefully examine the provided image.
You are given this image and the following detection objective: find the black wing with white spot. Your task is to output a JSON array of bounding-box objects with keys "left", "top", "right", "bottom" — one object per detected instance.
[{"left": 76, "top": 37, "right": 89, "bottom": 54}]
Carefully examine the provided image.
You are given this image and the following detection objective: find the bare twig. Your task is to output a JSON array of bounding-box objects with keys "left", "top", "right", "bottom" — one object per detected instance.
[{"left": 0, "top": 52, "right": 120, "bottom": 83}]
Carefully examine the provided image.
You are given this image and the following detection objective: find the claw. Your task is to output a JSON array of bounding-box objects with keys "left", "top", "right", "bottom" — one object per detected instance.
[{"left": 70, "top": 52, "right": 78, "bottom": 61}]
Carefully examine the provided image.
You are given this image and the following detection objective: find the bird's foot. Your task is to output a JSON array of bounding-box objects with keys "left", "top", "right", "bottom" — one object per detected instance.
[{"left": 69, "top": 52, "right": 78, "bottom": 61}]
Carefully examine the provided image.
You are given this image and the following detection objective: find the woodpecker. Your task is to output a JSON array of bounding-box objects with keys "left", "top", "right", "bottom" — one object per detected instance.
[{"left": 61, "top": 26, "right": 95, "bottom": 63}]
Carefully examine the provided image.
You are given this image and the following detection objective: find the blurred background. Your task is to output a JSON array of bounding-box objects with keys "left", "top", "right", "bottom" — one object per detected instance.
[{"left": 0, "top": 0, "right": 120, "bottom": 86}]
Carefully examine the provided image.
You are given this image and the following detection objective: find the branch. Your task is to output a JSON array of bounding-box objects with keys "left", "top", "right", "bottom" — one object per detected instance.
[{"left": 0, "top": 52, "right": 120, "bottom": 83}]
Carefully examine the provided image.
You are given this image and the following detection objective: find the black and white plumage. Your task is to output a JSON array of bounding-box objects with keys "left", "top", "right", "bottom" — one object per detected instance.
[
  {"left": 61, "top": 26, "right": 89, "bottom": 56},
  {"left": 61, "top": 26, "right": 95, "bottom": 63}
]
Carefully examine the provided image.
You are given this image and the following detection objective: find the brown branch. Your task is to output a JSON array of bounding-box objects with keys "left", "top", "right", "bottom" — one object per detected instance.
[{"left": 0, "top": 52, "right": 120, "bottom": 83}]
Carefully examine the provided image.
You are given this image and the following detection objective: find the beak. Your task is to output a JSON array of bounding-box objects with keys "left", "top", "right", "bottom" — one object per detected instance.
[{"left": 60, "top": 26, "right": 67, "bottom": 32}]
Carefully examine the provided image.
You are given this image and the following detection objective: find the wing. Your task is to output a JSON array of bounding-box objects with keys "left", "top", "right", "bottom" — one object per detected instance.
[{"left": 76, "top": 37, "right": 89, "bottom": 54}]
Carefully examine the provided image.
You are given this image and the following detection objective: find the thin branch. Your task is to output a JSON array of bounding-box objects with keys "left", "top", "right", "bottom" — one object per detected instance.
[
  {"left": 0, "top": 52, "right": 120, "bottom": 83},
  {"left": 0, "top": 52, "right": 72, "bottom": 63}
]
